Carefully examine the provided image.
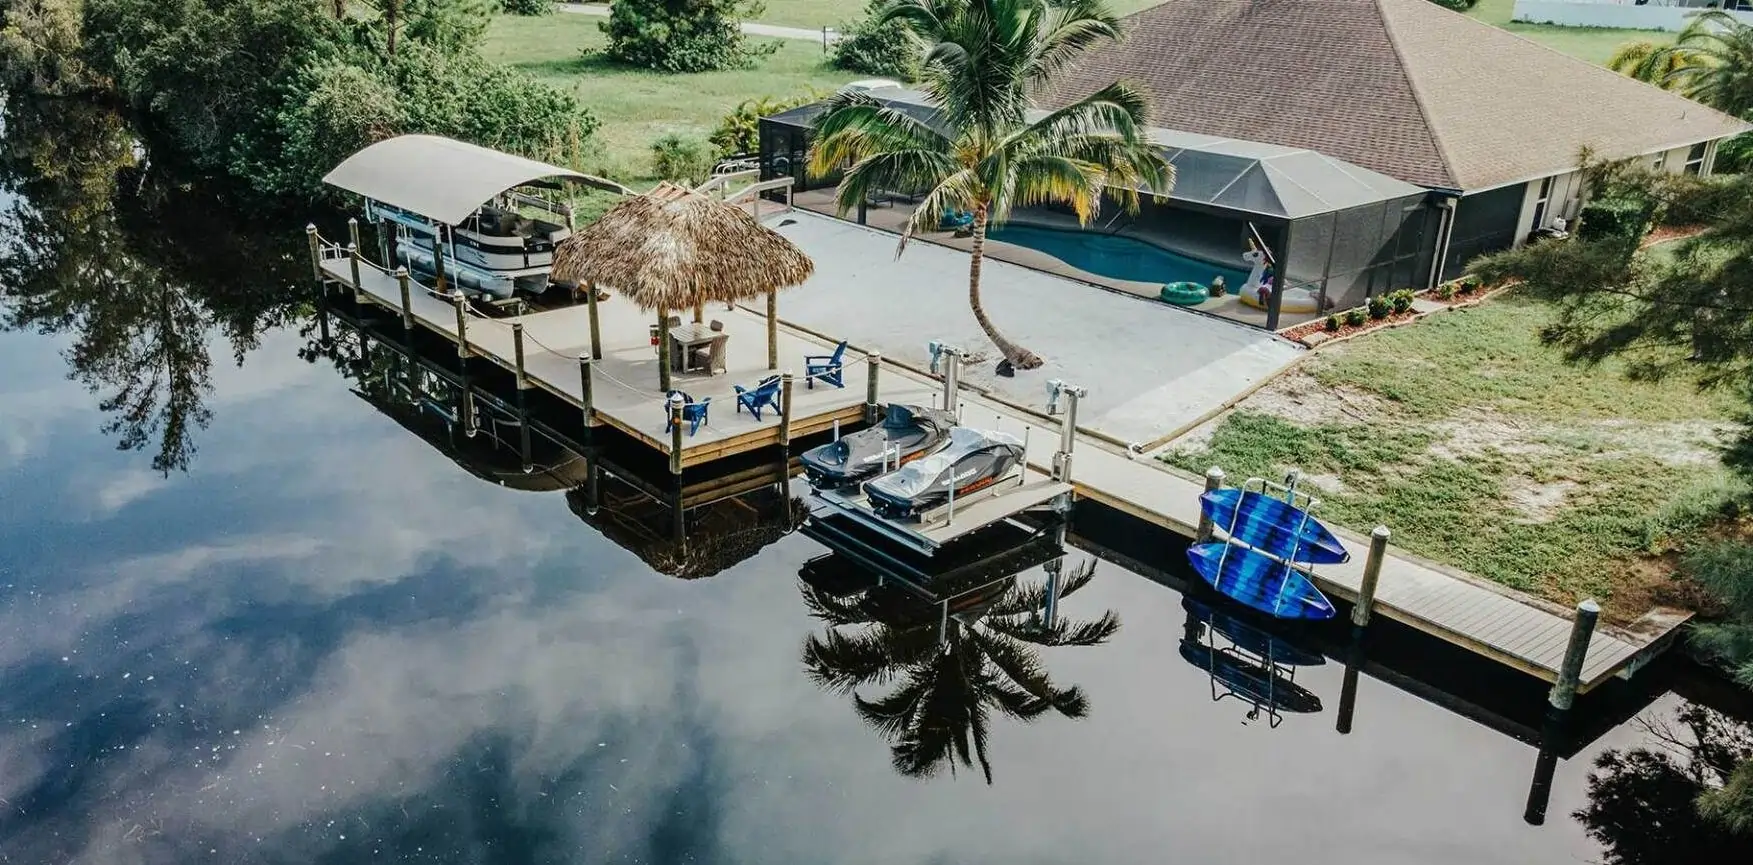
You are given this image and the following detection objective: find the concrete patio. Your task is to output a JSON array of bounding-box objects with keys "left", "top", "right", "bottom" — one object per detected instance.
[{"left": 766, "top": 210, "right": 1305, "bottom": 447}]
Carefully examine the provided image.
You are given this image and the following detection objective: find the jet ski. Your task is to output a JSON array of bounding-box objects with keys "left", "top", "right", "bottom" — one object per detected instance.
[
  {"left": 862, "top": 427, "right": 1024, "bottom": 520},
  {"left": 800, "top": 404, "right": 958, "bottom": 489}
]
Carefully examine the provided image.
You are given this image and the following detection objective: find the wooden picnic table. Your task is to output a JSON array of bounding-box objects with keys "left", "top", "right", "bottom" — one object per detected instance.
[{"left": 669, "top": 322, "right": 721, "bottom": 373}]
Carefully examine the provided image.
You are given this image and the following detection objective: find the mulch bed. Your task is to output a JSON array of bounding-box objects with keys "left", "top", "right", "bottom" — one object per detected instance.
[
  {"left": 1643, "top": 224, "right": 1706, "bottom": 247},
  {"left": 1278, "top": 284, "right": 1492, "bottom": 346}
]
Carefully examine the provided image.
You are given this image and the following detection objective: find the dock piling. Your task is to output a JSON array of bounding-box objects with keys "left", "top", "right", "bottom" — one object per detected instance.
[
  {"left": 578, "top": 357, "right": 594, "bottom": 423},
  {"left": 452, "top": 291, "right": 470, "bottom": 360},
  {"left": 1548, "top": 599, "right": 1600, "bottom": 712},
  {"left": 347, "top": 243, "right": 363, "bottom": 303},
  {"left": 586, "top": 281, "right": 602, "bottom": 360},
  {"left": 779, "top": 372, "right": 795, "bottom": 446},
  {"left": 1195, "top": 466, "right": 1225, "bottom": 541},
  {"left": 512, "top": 323, "right": 528, "bottom": 390},
  {"left": 668, "top": 393, "right": 685, "bottom": 475},
  {"left": 865, "top": 352, "right": 881, "bottom": 424},
  {"left": 396, "top": 267, "right": 413, "bottom": 331},
  {"left": 347, "top": 217, "right": 360, "bottom": 259},
  {"left": 1351, "top": 526, "right": 1392, "bottom": 628},
  {"left": 305, "top": 224, "right": 322, "bottom": 288}
]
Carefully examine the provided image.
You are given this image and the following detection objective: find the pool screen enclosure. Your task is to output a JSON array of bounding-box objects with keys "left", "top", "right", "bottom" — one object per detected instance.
[{"left": 760, "top": 92, "right": 1439, "bottom": 329}]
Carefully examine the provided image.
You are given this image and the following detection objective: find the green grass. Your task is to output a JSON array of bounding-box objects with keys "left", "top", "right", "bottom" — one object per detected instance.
[
  {"left": 753, "top": 0, "right": 1165, "bottom": 29},
  {"left": 1468, "top": 0, "right": 1670, "bottom": 66},
  {"left": 483, "top": 13, "right": 855, "bottom": 183},
  {"left": 1163, "top": 294, "right": 1744, "bottom": 612}
]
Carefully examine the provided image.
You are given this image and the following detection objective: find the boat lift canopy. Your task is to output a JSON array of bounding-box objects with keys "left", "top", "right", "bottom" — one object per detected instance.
[{"left": 322, "top": 134, "right": 630, "bottom": 225}]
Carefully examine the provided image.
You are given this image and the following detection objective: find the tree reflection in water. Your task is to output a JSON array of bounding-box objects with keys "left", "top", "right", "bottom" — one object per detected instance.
[
  {"left": 800, "top": 558, "right": 1119, "bottom": 783},
  {"left": 0, "top": 94, "right": 303, "bottom": 473},
  {"left": 1574, "top": 703, "right": 1753, "bottom": 863}
]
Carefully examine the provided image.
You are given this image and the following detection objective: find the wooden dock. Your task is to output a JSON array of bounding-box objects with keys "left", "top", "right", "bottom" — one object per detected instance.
[
  {"left": 317, "top": 243, "right": 1684, "bottom": 694},
  {"left": 321, "top": 254, "right": 937, "bottom": 469}
]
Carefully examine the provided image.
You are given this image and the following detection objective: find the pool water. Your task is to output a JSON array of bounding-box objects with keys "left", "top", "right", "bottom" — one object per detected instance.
[{"left": 988, "top": 223, "right": 1251, "bottom": 290}]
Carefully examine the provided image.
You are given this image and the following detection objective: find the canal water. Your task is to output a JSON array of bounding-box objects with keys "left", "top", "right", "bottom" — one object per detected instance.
[{"left": 1, "top": 97, "right": 1749, "bottom": 864}]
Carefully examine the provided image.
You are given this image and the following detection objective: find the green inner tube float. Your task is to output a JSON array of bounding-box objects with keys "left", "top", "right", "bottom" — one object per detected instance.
[{"left": 1159, "top": 281, "right": 1208, "bottom": 306}]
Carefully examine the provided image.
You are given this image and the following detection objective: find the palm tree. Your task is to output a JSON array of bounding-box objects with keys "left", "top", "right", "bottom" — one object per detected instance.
[
  {"left": 1607, "top": 40, "right": 1695, "bottom": 89},
  {"left": 799, "top": 558, "right": 1120, "bottom": 782},
  {"left": 806, "top": 0, "right": 1174, "bottom": 370},
  {"left": 1621, "top": 12, "right": 1753, "bottom": 118}
]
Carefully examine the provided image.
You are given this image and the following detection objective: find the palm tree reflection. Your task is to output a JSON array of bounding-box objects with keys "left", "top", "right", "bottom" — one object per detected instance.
[{"left": 800, "top": 558, "right": 1119, "bottom": 783}]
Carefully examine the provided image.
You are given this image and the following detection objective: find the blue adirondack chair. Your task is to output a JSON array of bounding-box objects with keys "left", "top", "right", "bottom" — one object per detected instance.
[
  {"left": 805, "top": 341, "right": 848, "bottom": 389},
  {"left": 664, "top": 396, "right": 711, "bottom": 436},
  {"left": 735, "top": 376, "right": 782, "bottom": 419}
]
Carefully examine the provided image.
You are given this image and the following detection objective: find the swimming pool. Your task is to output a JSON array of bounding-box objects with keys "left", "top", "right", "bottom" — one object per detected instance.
[{"left": 988, "top": 223, "right": 1251, "bottom": 290}]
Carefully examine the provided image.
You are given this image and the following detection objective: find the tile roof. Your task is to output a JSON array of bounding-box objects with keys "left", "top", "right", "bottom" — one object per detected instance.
[{"left": 1034, "top": 0, "right": 1751, "bottom": 192}]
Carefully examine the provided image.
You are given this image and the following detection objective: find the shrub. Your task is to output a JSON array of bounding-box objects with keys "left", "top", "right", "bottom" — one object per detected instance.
[
  {"left": 651, "top": 133, "right": 716, "bottom": 184},
  {"left": 1579, "top": 195, "right": 1654, "bottom": 242},
  {"left": 1388, "top": 288, "right": 1415, "bottom": 315},
  {"left": 830, "top": 1, "right": 919, "bottom": 79},
  {"left": 1660, "top": 172, "right": 1741, "bottom": 227},
  {"left": 1324, "top": 314, "right": 1340, "bottom": 332},
  {"left": 1716, "top": 130, "right": 1753, "bottom": 174},
  {"left": 501, "top": 0, "right": 549, "bottom": 14},
  {"left": 1367, "top": 295, "right": 1391, "bottom": 320},
  {"left": 1344, "top": 307, "right": 1367, "bottom": 327},
  {"left": 601, "top": 0, "right": 779, "bottom": 72},
  {"left": 1435, "top": 283, "right": 1456, "bottom": 301},
  {"left": 1456, "top": 276, "right": 1480, "bottom": 295},
  {"left": 709, "top": 90, "right": 821, "bottom": 156}
]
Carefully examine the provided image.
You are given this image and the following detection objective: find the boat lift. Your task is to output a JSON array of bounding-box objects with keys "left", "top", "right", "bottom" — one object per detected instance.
[{"left": 808, "top": 342, "right": 1076, "bottom": 555}]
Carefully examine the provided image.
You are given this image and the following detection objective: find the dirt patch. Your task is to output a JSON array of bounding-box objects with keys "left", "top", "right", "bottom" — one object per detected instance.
[
  {"left": 1584, "top": 419, "right": 1736, "bottom": 467},
  {"left": 1601, "top": 551, "right": 1726, "bottom": 627},
  {"left": 1161, "top": 367, "right": 1388, "bottom": 451},
  {"left": 1504, "top": 478, "right": 1577, "bottom": 524},
  {"left": 1240, "top": 368, "right": 1390, "bottom": 427},
  {"left": 1300, "top": 472, "right": 1347, "bottom": 496},
  {"left": 1426, "top": 410, "right": 1561, "bottom": 462}
]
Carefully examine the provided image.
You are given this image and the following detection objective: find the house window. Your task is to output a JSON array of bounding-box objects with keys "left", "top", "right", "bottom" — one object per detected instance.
[
  {"left": 1653, "top": 152, "right": 1667, "bottom": 171},
  {"left": 1685, "top": 141, "right": 1709, "bottom": 175},
  {"left": 1529, "top": 175, "right": 1554, "bottom": 232}
]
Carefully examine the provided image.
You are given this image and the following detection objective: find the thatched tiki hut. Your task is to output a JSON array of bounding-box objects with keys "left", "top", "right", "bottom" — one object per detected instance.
[{"left": 551, "top": 182, "right": 815, "bottom": 392}]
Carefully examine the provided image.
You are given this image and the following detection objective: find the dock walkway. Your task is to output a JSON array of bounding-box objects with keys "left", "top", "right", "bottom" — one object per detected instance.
[{"left": 321, "top": 249, "right": 1677, "bottom": 694}]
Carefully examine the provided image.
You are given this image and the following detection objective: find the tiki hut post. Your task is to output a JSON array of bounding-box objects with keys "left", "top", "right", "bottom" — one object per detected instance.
[
  {"left": 549, "top": 182, "right": 813, "bottom": 391},
  {"left": 657, "top": 305, "right": 673, "bottom": 393},
  {"left": 766, "top": 289, "right": 778, "bottom": 370},
  {"left": 693, "top": 301, "right": 704, "bottom": 324}
]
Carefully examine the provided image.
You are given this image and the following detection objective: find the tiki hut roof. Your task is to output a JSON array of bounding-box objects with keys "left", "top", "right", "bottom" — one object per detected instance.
[{"left": 550, "top": 182, "right": 815, "bottom": 310}]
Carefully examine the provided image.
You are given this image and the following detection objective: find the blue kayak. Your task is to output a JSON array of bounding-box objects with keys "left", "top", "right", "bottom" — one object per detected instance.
[
  {"left": 1178, "top": 640, "right": 1324, "bottom": 714},
  {"left": 1186, "top": 542, "right": 1337, "bottom": 621},
  {"left": 1200, "top": 488, "right": 1350, "bottom": 565},
  {"left": 1182, "top": 597, "right": 1327, "bottom": 667}
]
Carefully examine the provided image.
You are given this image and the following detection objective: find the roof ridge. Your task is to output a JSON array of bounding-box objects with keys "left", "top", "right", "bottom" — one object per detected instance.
[{"left": 1373, "top": 0, "right": 1462, "bottom": 191}]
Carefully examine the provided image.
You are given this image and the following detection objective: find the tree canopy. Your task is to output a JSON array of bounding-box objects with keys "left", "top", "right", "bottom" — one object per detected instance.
[{"left": 808, "top": 0, "right": 1174, "bottom": 369}]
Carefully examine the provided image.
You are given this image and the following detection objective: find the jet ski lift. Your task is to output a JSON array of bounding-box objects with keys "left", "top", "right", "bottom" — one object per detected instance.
[{"left": 806, "top": 348, "right": 1077, "bottom": 555}]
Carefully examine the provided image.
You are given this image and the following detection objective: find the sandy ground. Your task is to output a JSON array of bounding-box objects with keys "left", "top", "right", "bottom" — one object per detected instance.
[{"left": 768, "top": 212, "right": 1305, "bottom": 445}]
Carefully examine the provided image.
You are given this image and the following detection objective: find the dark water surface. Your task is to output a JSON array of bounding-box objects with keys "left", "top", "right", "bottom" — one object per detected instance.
[{"left": 2, "top": 97, "right": 1750, "bottom": 865}]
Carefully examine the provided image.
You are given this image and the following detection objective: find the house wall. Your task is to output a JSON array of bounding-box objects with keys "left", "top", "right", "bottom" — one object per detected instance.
[
  {"left": 1507, "top": 141, "right": 1717, "bottom": 249},
  {"left": 1512, "top": 0, "right": 1753, "bottom": 32}
]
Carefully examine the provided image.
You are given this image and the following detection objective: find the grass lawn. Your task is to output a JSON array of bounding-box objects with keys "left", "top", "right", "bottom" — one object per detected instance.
[
  {"left": 1468, "top": 0, "right": 1669, "bottom": 65},
  {"left": 483, "top": 13, "right": 856, "bottom": 185},
  {"left": 753, "top": 0, "right": 1165, "bottom": 29},
  {"left": 1162, "top": 291, "right": 1743, "bottom": 619}
]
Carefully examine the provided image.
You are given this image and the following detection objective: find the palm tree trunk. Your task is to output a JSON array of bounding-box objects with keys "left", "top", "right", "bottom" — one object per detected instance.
[
  {"left": 967, "top": 206, "right": 1042, "bottom": 369},
  {"left": 386, "top": 0, "right": 399, "bottom": 56}
]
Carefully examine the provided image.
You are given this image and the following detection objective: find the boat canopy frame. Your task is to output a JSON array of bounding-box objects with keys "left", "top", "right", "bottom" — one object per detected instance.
[{"left": 322, "top": 134, "right": 632, "bottom": 226}]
